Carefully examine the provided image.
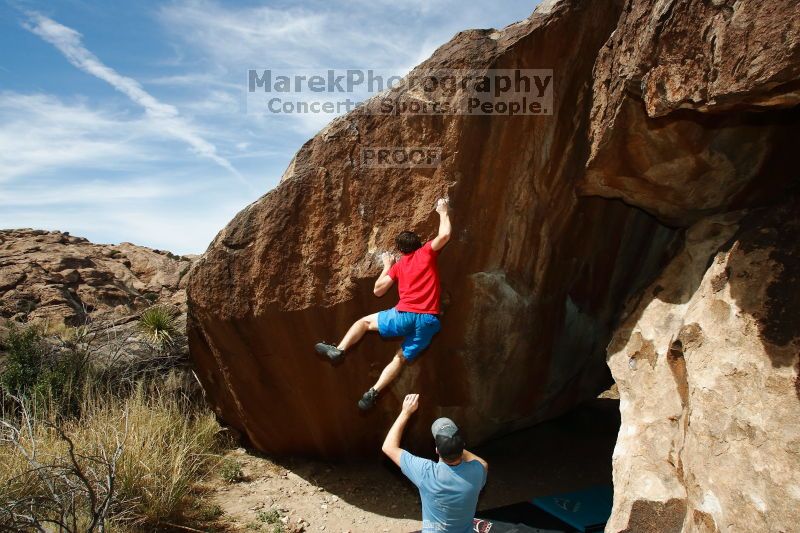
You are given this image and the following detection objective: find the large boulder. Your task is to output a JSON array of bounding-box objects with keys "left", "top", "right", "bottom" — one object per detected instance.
[
  {"left": 187, "top": 0, "right": 681, "bottom": 457},
  {"left": 606, "top": 200, "right": 800, "bottom": 532},
  {"left": 583, "top": 0, "right": 800, "bottom": 225}
]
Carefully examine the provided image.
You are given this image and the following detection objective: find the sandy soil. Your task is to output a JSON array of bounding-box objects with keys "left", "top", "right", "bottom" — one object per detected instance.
[
  {"left": 197, "top": 399, "right": 619, "bottom": 532},
  {"left": 203, "top": 450, "right": 421, "bottom": 532}
]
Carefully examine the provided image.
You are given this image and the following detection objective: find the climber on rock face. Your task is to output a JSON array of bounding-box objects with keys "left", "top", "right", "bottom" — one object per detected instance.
[{"left": 315, "top": 197, "right": 451, "bottom": 410}]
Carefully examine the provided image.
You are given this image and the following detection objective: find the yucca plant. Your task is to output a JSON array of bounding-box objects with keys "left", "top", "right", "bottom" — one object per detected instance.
[{"left": 138, "top": 306, "right": 178, "bottom": 349}]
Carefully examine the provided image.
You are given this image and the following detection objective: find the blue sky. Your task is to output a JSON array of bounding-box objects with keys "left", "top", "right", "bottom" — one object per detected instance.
[{"left": 0, "top": 0, "right": 538, "bottom": 254}]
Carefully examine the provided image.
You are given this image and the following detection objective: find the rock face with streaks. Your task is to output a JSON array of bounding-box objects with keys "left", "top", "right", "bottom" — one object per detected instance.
[
  {"left": 606, "top": 201, "right": 800, "bottom": 532},
  {"left": 0, "top": 229, "right": 192, "bottom": 326},
  {"left": 187, "top": 0, "right": 679, "bottom": 456}
]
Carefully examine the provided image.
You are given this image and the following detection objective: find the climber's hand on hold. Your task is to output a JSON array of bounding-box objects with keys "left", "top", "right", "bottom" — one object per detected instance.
[
  {"left": 432, "top": 198, "right": 452, "bottom": 251},
  {"left": 401, "top": 393, "right": 420, "bottom": 417},
  {"left": 374, "top": 253, "right": 396, "bottom": 297}
]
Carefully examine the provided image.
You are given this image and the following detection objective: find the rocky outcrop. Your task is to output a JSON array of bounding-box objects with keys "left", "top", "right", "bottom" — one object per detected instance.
[
  {"left": 187, "top": 0, "right": 682, "bottom": 457},
  {"left": 606, "top": 201, "right": 800, "bottom": 532},
  {"left": 0, "top": 229, "right": 192, "bottom": 326},
  {"left": 588, "top": 2, "right": 800, "bottom": 530},
  {"left": 583, "top": 0, "right": 800, "bottom": 224}
]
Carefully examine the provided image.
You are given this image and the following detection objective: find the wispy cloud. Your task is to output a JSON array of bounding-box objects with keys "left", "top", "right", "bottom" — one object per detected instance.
[
  {"left": 0, "top": 180, "right": 174, "bottom": 206},
  {"left": 145, "top": 73, "right": 240, "bottom": 91},
  {"left": 158, "top": 0, "right": 431, "bottom": 70},
  {"left": 21, "top": 11, "right": 248, "bottom": 185},
  {"left": 0, "top": 92, "right": 150, "bottom": 181},
  {"left": 155, "top": 0, "right": 536, "bottom": 136}
]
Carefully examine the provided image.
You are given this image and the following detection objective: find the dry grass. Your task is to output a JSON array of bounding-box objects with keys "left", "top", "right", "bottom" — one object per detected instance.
[{"left": 0, "top": 373, "right": 224, "bottom": 531}]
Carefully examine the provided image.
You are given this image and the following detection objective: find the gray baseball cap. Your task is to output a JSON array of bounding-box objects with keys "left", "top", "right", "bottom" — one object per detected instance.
[{"left": 431, "top": 417, "right": 464, "bottom": 460}]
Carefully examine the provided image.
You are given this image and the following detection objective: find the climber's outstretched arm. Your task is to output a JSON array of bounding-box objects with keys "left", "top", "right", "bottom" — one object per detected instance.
[
  {"left": 431, "top": 198, "right": 451, "bottom": 252},
  {"left": 373, "top": 252, "right": 396, "bottom": 297},
  {"left": 382, "top": 393, "right": 419, "bottom": 466}
]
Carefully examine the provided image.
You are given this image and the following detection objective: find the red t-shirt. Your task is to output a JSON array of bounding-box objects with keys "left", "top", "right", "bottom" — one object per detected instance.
[{"left": 388, "top": 241, "right": 440, "bottom": 314}]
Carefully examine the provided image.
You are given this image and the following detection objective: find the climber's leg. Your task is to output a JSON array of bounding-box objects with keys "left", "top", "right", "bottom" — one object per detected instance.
[
  {"left": 337, "top": 313, "right": 379, "bottom": 351},
  {"left": 356, "top": 313, "right": 440, "bottom": 410},
  {"left": 358, "top": 348, "right": 405, "bottom": 410},
  {"left": 315, "top": 313, "right": 378, "bottom": 362},
  {"left": 373, "top": 349, "right": 406, "bottom": 392}
]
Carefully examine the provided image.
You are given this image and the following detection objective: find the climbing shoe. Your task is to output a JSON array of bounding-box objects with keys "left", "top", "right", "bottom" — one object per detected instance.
[
  {"left": 315, "top": 342, "right": 343, "bottom": 362},
  {"left": 358, "top": 388, "right": 379, "bottom": 411}
]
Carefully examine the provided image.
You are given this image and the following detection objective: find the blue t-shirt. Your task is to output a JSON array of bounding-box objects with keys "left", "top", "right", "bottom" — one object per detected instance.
[{"left": 400, "top": 450, "right": 487, "bottom": 533}]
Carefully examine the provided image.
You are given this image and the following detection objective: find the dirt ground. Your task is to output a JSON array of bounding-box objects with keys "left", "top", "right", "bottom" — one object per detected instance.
[{"left": 198, "top": 399, "right": 619, "bottom": 532}]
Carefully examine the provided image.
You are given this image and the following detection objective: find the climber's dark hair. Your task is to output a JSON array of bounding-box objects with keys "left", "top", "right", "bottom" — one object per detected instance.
[{"left": 396, "top": 231, "right": 422, "bottom": 254}]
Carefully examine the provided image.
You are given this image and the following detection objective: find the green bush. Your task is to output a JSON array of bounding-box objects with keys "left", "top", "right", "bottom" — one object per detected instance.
[
  {"left": 257, "top": 509, "right": 281, "bottom": 523},
  {"left": 256, "top": 508, "right": 285, "bottom": 533},
  {"left": 196, "top": 503, "right": 224, "bottom": 521},
  {"left": 142, "top": 292, "right": 159, "bottom": 302},
  {"left": 0, "top": 325, "right": 89, "bottom": 416},
  {"left": 218, "top": 457, "right": 244, "bottom": 483},
  {"left": 0, "top": 325, "right": 46, "bottom": 393},
  {"left": 178, "top": 265, "right": 191, "bottom": 283}
]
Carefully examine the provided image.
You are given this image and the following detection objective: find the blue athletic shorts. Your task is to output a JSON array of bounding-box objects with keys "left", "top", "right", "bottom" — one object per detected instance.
[{"left": 377, "top": 308, "right": 441, "bottom": 361}]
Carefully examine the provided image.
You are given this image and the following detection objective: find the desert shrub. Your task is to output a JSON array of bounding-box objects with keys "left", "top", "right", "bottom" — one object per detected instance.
[
  {"left": 141, "top": 292, "right": 159, "bottom": 303},
  {"left": 0, "top": 396, "right": 124, "bottom": 532},
  {"left": 0, "top": 324, "right": 46, "bottom": 393},
  {"left": 138, "top": 306, "right": 178, "bottom": 348},
  {"left": 112, "top": 383, "right": 221, "bottom": 526},
  {"left": 0, "top": 324, "right": 90, "bottom": 417},
  {"left": 0, "top": 378, "right": 223, "bottom": 530},
  {"left": 257, "top": 509, "right": 281, "bottom": 523},
  {"left": 177, "top": 265, "right": 191, "bottom": 283},
  {"left": 218, "top": 456, "right": 244, "bottom": 483},
  {"left": 1, "top": 319, "right": 225, "bottom": 531},
  {"left": 196, "top": 502, "right": 223, "bottom": 521},
  {"left": 256, "top": 508, "right": 285, "bottom": 533}
]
